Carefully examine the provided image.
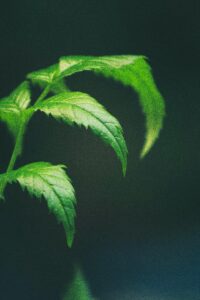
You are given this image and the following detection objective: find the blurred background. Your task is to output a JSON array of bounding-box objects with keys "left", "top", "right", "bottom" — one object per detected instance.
[{"left": 0, "top": 0, "right": 199, "bottom": 299}]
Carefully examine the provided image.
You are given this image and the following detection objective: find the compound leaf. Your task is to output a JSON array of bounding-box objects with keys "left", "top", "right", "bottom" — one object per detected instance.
[
  {"left": 8, "top": 162, "right": 76, "bottom": 247},
  {"left": 0, "top": 81, "right": 31, "bottom": 137},
  {"left": 33, "top": 92, "right": 128, "bottom": 175},
  {"left": 59, "top": 55, "right": 165, "bottom": 157}
]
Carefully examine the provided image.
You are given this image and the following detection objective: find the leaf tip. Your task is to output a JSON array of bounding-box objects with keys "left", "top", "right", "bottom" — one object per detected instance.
[
  {"left": 66, "top": 229, "right": 75, "bottom": 248},
  {"left": 140, "top": 128, "right": 160, "bottom": 159},
  {"left": 140, "top": 147, "right": 148, "bottom": 159},
  {"left": 0, "top": 193, "right": 5, "bottom": 202},
  {"left": 122, "top": 164, "right": 127, "bottom": 177}
]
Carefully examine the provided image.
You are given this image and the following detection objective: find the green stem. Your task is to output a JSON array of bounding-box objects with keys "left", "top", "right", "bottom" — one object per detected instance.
[
  {"left": 6, "top": 117, "right": 28, "bottom": 172},
  {"left": 0, "top": 114, "right": 30, "bottom": 199},
  {"left": 7, "top": 84, "right": 50, "bottom": 171},
  {"left": 35, "top": 84, "right": 51, "bottom": 105},
  {"left": 0, "top": 84, "right": 50, "bottom": 198},
  {"left": 0, "top": 115, "right": 29, "bottom": 198}
]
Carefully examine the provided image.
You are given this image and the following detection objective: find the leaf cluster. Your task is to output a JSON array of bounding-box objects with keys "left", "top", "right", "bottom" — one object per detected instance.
[{"left": 0, "top": 55, "right": 165, "bottom": 246}]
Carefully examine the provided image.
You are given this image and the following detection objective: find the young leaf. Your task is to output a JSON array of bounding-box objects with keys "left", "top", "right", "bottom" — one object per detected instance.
[
  {"left": 27, "top": 64, "right": 69, "bottom": 94},
  {"left": 7, "top": 162, "right": 76, "bottom": 247},
  {"left": 0, "top": 81, "right": 31, "bottom": 137},
  {"left": 0, "top": 100, "right": 21, "bottom": 137},
  {"left": 33, "top": 92, "right": 128, "bottom": 175},
  {"left": 27, "top": 64, "right": 59, "bottom": 84},
  {"left": 59, "top": 55, "right": 165, "bottom": 157},
  {"left": 9, "top": 81, "right": 31, "bottom": 110}
]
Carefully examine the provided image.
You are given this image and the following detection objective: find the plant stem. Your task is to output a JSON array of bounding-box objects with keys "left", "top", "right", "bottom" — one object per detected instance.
[
  {"left": 6, "top": 119, "right": 27, "bottom": 172},
  {"left": 35, "top": 84, "right": 51, "bottom": 105},
  {"left": 0, "top": 85, "right": 50, "bottom": 198},
  {"left": 0, "top": 116, "right": 29, "bottom": 198},
  {"left": 7, "top": 84, "right": 50, "bottom": 172},
  {"left": 0, "top": 114, "right": 30, "bottom": 199}
]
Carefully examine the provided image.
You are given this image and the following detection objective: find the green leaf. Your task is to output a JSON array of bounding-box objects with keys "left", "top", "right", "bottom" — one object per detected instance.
[
  {"left": 59, "top": 55, "right": 136, "bottom": 77},
  {"left": 8, "top": 162, "right": 76, "bottom": 247},
  {"left": 0, "top": 174, "right": 8, "bottom": 200},
  {"left": 50, "top": 79, "right": 71, "bottom": 94},
  {"left": 10, "top": 81, "right": 31, "bottom": 110},
  {"left": 27, "top": 54, "right": 165, "bottom": 156},
  {"left": 0, "top": 81, "right": 31, "bottom": 137},
  {"left": 33, "top": 92, "right": 128, "bottom": 175},
  {"left": 0, "top": 99, "right": 21, "bottom": 137},
  {"left": 27, "top": 64, "right": 69, "bottom": 94},
  {"left": 63, "top": 265, "right": 94, "bottom": 300},
  {"left": 59, "top": 55, "right": 165, "bottom": 157},
  {"left": 27, "top": 64, "right": 59, "bottom": 84}
]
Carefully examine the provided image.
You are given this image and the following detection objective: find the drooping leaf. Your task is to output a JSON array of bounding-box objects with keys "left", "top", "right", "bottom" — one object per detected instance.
[
  {"left": 33, "top": 92, "right": 128, "bottom": 175},
  {"left": 58, "top": 55, "right": 165, "bottom": 157},
  {"left": 27, "top": 55, "right": 165, "bottom": 156},
  {"left": 0, "top": 81, "right": 31, "bottom": 137},
  {"left": 59, "top": 55, "right": 136, "bottom": 77},
  {"left": 7, "top": 162, "right": 76, "bottom": 247}
]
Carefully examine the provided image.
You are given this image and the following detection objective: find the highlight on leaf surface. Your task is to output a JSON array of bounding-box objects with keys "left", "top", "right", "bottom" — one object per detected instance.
[
  {"left": 58, "top": 55, "right": 165, "bottom": 157},
  {"left": 0, "top": 81, "right": 31, "bottom": 137},
  {"left": 6, "top": 162, "right": 76, "bottom": 247},
  {"left": 33, "top": 91, "right": 128, "bottom": 175}
]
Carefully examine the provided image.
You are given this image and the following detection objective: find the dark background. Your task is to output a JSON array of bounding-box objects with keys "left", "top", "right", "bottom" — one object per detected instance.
[{"left": 0, "top": 0, "right": 199, "bottom": 299}]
